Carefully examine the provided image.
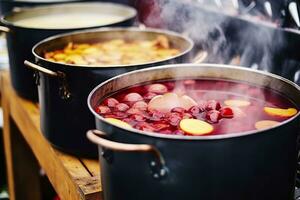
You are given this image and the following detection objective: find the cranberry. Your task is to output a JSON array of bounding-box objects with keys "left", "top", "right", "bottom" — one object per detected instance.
[
  {"left": 123, "top": 93, "right": 143, "bottom": 102},
  {"left": 171, "top": 107, "right": 186, "bottom": 114},
  {"left": 206, "top": 100, "right": 221, "bottom": 111},
  {"left": 130, "top": 114, "right": 146, "bottom": 122},
  {"left": 126, "top": 108, "right": 142, "bottom": 115},
  {"left": 103, "top": 98, "right": 119, "bottom": 107},
  {"left": 206, "top": 110, "right": 221, "bottom": 123},
  {"left": 147, "top": 84, "right": 168, "bottom": 94},
  {"left": 95, "top": 105, "right": 111, "bottom": 114},
  {"left": 167, "top": 113, "right": 182, "bottom": 126},
  {"left": 220, "top": 107, "right": 234, "bottom": 118},
  {"left": 188, "top": 106, "right": 202, "bottom": 116},
  {"left": 115, "top": 103, "right": 130, "bottom": 112},
  {"left": 149, "top": 110, "right": 165, "bottom": 121},
  {"left": 135, "top": 122, "right": 155, "bottom": 132},
  {"left": 132, "top": 101, "right": 148, "bottom": 110},
  {"left": 143, "top": 92, "right": 157, "bottom": 100}
]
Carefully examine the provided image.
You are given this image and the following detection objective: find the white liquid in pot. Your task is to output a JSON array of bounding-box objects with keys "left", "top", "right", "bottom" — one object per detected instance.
[{"left": 14, "top": 13, "right": 124, "bottom": 29}]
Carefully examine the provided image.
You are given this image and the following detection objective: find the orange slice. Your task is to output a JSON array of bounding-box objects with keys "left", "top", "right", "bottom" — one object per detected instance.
[
  {"left": 105, "top": 118, "right": 132, "bottom": 129},
  {"left": 255, "top": 120, "right": 280, "bottom": 130},
  {"left": 264, "top": 107, "right": 297, "bottom": 118},
  {"left": 179, "top": 119, "right": 213, "bottom": 135},
  {"left": 224, "top": 100, "right": 251, "bottom": 107}
]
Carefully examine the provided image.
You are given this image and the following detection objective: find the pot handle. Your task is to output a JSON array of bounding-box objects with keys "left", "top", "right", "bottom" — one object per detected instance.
[
  {"left": 87, "top": 129, "right": 168, "bottom": 179},
  {"left": 0, "top": 26, "right": 10, "bottom": 33},
  {"left": 24, "top": 60, "right": 61, "bottom": 77},
  {"left": 24, "top": 60, "right": 71, "bottom": 100}
]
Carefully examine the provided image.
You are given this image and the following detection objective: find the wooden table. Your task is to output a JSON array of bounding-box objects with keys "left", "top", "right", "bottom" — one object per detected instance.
[{"left": 1, "top": 71, "right": 102, "bottom": 200}]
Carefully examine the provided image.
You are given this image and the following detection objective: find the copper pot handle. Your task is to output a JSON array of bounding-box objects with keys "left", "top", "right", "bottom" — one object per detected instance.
[
  {"left": 87, "top": 129, "right": 168, "bottom": 179},
  {"left": 24, "top": 60, "right": 60, "bottom": 77},
  {"left": 24, "top": 60, "right": 71, "bottom": 100},
  {"left": 0, "top": 26, "right": 10, "bottom": 33}
]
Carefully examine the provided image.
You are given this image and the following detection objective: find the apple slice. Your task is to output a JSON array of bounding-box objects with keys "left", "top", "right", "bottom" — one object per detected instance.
[
  {"left": 180, "top": 119, "right": 213, "bottom": 135},
  {"left": 255, "top": 120, "right": 280, "bottom": 130},
  {"left": 105, "top": 118, "right": 132, "bottom": 129},
  {"left": 264, "top": 107, "right": 297, "bottom": 118},
  {"left": 224, "top": 99, "right": 251, "bottom": 107}
]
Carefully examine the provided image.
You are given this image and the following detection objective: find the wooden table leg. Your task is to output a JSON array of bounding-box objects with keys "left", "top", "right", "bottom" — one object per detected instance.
[{"left": 2, "top": 96, "right": 42, "bottom": 200}]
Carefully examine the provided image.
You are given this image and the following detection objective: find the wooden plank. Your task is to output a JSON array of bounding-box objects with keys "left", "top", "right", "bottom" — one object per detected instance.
[
  {"left": 55, "top": 150, "right": 91, "bottom": 178},
  {"left": 2, "top": 73, "right": 16, "bottom": 200},
  {"left": 1, "top": 73, "right": 42, "bottom": 200},
  {"left": 81, "top": 159, "right": 100, "bottom": 177},
  {"left": 1, "top": 72, "right": 86, "bottom": 200}
]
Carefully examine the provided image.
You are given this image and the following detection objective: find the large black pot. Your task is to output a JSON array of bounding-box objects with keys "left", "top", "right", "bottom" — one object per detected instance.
[
  {"left": 87, "top": 64, "right": 300, "bottom": 200},
  {"left": 24, "top": 27, "right": 194, "bottom": 157},
  {"left": 0, "top": 2, "right": 136, "bottom": 102}
]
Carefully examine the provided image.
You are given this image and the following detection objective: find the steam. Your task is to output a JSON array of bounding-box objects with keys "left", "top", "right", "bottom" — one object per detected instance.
[
  {"left": 139, "top": 0, "right": 292, "bottom": 128},
  {"left": 143, "top": 0, "right": 286, "bottom": 73}
]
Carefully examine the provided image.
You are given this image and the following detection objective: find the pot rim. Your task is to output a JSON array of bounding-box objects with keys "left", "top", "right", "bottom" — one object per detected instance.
[
  {"left": 87, "top": 63, "right": 300, "bottom": 140},
  {"left": 0, "top": 2, "right": 137, "bottom": 30},
  {"left": 31, "top": 27, "right": 194, "bottom": 69}
]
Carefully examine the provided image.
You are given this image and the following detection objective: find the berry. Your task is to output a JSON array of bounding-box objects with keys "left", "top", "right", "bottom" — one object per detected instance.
[
  {"left": 103, "top": 98, "right": 119, "bottom": 107},
  {"left": 115, "top": 103, "right": 130, "bottom": 112},
  {"left": 147, "top": 84, "right": 168, "bottom": 94},
  {"left": 206, "top": 100, "right": 221, "bottom": 111},
  {"left": 95, "top": 105, "right": 111, "bottom": 114},
  {"left": 123, "top": 93, "right": 143, "bottom": 102},
  {"left": 220, "top": 107, "right": 234, "bottom": 118},
  {"left": 206, "top": 110, "right": 221, "bottom": 123}
]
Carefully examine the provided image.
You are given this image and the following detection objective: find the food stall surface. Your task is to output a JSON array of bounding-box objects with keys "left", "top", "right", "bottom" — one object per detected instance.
[{"left": 0, "top": 71, "right": 101, "bottom": 200}]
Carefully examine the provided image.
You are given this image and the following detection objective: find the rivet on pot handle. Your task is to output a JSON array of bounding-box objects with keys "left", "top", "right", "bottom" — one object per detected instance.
[
  {"left": 24, "top": 60, "right": 72, "bottom": 100},
  {"left": 0, "top": 26, "right": 10, "bottom": 33},
  {"left": 87, "top": 129, "right": 168, "bottom": 180}
]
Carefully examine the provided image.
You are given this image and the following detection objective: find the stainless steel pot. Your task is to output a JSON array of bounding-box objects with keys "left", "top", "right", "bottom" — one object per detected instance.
[
  {"left": 24, "top": 27, "right": 195, "bottom": 157},
  {"left": 0, "top": 2, "right": 136, "bottom": 101},
  {"left": 87, "top": 63, "right": 300, "bottom": 200}
]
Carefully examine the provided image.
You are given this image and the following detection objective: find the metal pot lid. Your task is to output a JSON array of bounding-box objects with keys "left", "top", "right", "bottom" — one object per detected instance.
[{"left": 1, "top": 2, "right": 137, "bottom": 30}]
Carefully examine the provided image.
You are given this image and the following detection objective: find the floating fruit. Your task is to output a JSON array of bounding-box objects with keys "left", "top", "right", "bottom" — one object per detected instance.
[
  {"left": 180, "top": 119, "right": 213, "bottom": 135},
  {"left": 206, "top": 110, "right": 221, "bottom": 123},
  {"left": 148, "top": 93, "right": 197, "bottom": 112},
  {"left": 132, "top": 101, "right": 148, "bottom": 110},
  {"left": 115, "top": 103, "right": 130, "bottom": 112},
  {"left": 103, "top": 98, "right": 119, "bottom": 107},
  {"left": 255, "top": 120, "right": 280, "bottom": 130},
  {"left": 220, "top": 107, "right": 234, "bottom": 118},
  {"left": 147, "top": 83, "right": 168, "bottom": 94},
  {"left": 123, "top": 93, "right": 143, "bottom": 102},
  {"left": 206, "top": 100, "right": 221, "bottom": 111},
  {"left": 224, "top": 99, "right": 251, "bottom": 107},
  {"left": 105, "top": 118, "right": 132, "bottom": 128},
  {"left": 95, "top": 105, "right": 111, "bottom": 114},
  {"left": 264, "top": 107, "right": 297, "bottom": 117}
]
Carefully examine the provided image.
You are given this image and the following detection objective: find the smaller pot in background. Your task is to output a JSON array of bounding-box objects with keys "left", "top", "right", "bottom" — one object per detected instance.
[
  {"left": 25, "top": 27, "right": 195, "bottom": 157},
  {"left": 0, "top": 2, "right": 137, "bottom": 101}
]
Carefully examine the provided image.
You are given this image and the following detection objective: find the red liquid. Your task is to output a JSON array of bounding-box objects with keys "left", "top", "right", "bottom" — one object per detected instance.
[{"left": 95, "top": 79, "right": 297, "bottom": 136}]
